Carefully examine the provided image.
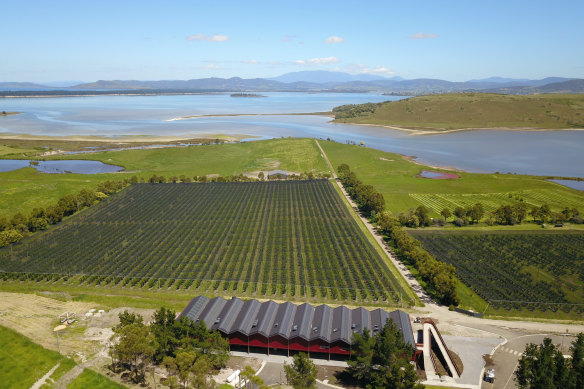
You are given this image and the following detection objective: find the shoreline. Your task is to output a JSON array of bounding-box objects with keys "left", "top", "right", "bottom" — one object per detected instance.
[
  {"left": 335, "top": 121, "right": 584, "bottom": 136},
  {"left": 399, "top": 154, "right": 467, "bottom": 173},
  {"left": 0, "top": 133, "right": 253, "bottom": 143},
  {"left": 168, "top": 112, "right": 332, "bottom": 121}
]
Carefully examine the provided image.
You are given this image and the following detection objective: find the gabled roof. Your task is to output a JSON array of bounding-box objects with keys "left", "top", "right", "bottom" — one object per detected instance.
[{"left": 178, "top": 296, "right": 414, "bottom": 346}]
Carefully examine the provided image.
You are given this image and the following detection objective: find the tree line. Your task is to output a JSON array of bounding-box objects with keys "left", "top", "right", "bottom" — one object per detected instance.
[
  {"left": 0, "top": 179, "right": 129, "bottom": 248},
  {"left": 337, "top": 164, "right": 385, "bottom": 217},
  {"left": 397, "top": 202, "right": 582, "bottom": 228},
  {"left": 337, "top": 164, "right": 459, "bottom": 306}
]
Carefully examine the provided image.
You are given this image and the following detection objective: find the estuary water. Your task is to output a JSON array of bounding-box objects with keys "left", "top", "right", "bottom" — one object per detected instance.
[{"left": 1, "top": 92, "right": 583, "bottom": 177}]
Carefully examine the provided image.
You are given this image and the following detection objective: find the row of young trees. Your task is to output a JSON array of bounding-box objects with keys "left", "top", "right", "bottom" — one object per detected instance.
[
  {"left": 0, "top": 179, "right": 129, "bottom": 247},
  {"left": 397, "top": 202, "right": 582, "bottom": 228},
  {"left": 377, "top": 212, "right": 459, "bottom": 306},
  {"left": 147, "top": 171, "right": 330, "bottom": 184},
  {"left": 515, "top": 333, "right": 584, "bottom": 389},
  {"left": 337, "top": 164, "right": 385, "bottom": 217},
  {"left": 110, "top": 307, "right": 230, "bottom": 387}
]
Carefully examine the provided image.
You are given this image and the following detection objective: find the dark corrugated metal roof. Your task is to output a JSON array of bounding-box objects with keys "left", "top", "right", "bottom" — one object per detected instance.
[{"left": 178, "top": 296, "right": 413, "bottom": 346}]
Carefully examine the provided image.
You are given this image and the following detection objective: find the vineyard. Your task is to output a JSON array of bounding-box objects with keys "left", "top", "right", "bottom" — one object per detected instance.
[
  {"left": 409, "top": 187, "right": 584, "bottom": 216},
  {"left": 409, "top": 230, "right": 584, "bottom": 312},
  {"left": 0, "top": 180, "right": 412, "bottom": 305}
]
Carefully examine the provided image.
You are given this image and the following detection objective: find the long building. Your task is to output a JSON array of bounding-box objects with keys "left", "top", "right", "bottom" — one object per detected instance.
[{"left": 178, "top": 296, "right": 414, "bottom": 358}]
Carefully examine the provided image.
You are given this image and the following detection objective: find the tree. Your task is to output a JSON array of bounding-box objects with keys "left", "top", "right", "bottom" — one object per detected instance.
[
  {"left": 258, "top": 171, "right": 264, "bottom": 180},
  {"left": 514, "top": 202, "right": 528, "bottom": 223},
  {"left": 515, "top": 334, "right": 584, "bottom": 389},
  {"left": 468, "top": 203, "right": 484, "bottom": 224},
  {"left": 414, "top": 205, "right": 431, "bottom": 227},
  {"left": 453, "top": 206, "right": 466, "bottom": 219},
  {"left": 175, "top": 350, "right": 196, "bottom": 388},
  {"left": 284, "top": 352, "right": 317, "bottom": 389},
  {"left": 113, "top": 323, "right": 156, "bottom": 383},
  {"left": 440, "top": 208, "right": 452, "bottom": 222},
  {"left": 240, "top": 365, "right": 264, "bottom": 389},
  {"left": 347, "top": 328, "right": 376, "bottom": 381},
  {"left": 348, "top": 320, "right": 423, "bottom": 389},
  {"left": 151, "top": 307, "right": 180, "bottom": 361}
]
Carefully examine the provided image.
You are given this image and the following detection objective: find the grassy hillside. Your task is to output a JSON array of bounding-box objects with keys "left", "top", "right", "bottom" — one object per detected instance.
[
  {"left": 334, "top": 93, "right": 584, "bottom": 131},
  {"left": 319, "top": 140, "right": 584, "bottom": 218}
]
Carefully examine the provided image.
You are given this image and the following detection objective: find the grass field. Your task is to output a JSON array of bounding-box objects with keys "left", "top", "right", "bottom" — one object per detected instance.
[
  {"left": 0, "top": 325, "right": 64, "bottom": 388},
  {"left": 334, "top": 93, "right": 584, "bottom": 131},
  {"left": 0, "top": 138, "right": 328, "bottom": 217},
  {"left": 68, "top": 368, "right": 126, "bottom": 389},
  {"left": 409, "top": 230, "right": 584, "bottom": 315},
  {"left": 319, "top": 140, "right": 584, "bottom": 218},
  {"left": 0, "top": 180, "right": 413, "bottom": 305}
]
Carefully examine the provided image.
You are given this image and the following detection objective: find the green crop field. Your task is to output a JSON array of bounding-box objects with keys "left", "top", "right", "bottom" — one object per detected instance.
[
  {"left": 0, "top": 180, "right": 413, "bottom": 305},
  {"left": 409, "top": 230, "right": 584, "bottom": 314},
  {"left": 319, "top": 140, "right": 584, "bottom": 218},
  {"left": 334, "top": 93, "right": 584, "bottom": 131}
]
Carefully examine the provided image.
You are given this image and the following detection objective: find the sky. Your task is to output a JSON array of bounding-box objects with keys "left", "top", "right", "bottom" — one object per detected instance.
[{"left": 2, "top": 0, "right": 583, "bottom": 83}]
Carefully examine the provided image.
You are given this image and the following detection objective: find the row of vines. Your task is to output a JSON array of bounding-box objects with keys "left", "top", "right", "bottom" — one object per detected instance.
[
  {"left": 409, "top": 230, "right": 584, "bottom": 312},
  {"left": 0, "top": 180, "right": 412, "bottom": 305}
]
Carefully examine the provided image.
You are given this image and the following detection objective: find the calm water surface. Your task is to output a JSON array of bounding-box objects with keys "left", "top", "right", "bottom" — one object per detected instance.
[
  {"left": 0, "top": 159, "right": 123, "bottom": 174},
  {"left": 1, "top": 93, "right": 582, "bottom": 177}
]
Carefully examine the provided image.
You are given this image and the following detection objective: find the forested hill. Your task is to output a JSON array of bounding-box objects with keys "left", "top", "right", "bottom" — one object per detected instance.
[{"left": 332, "top": 93, "right": 584, "bottom": 131}]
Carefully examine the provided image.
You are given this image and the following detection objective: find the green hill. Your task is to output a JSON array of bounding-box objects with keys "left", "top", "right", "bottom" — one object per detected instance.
[{"left": 333, "top": 93, "right": 584, "bottom": 132}]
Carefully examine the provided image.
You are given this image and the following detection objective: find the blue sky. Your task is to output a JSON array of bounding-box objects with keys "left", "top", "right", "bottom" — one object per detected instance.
[{"left": 2, "top": 0, "right": 583, "bottom": 82}]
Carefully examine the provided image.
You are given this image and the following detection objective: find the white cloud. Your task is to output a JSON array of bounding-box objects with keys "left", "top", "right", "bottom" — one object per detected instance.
[
  {"left": 345, "top": 63, "right": 396, "bottom": 77},
  {"left": 325, "top": 36, "right": 345, "bottom": 44},
  {"left": 186, "top": 34, "right": 229, "bottom": 42},
  {"left": 295, "top": 56, "right": 340, "bottom": 65},
  {"left": 199, "top": 64, "right": 221, "bottom": 70},
  {"left": 409, "top": 32, "right": 438, "bottom": 39},
  {"left": 282, "top": 35, "right": 297, "bottom": 42},
  {"left": 243, "top": 59, "right": 258, "bottom": 64}
]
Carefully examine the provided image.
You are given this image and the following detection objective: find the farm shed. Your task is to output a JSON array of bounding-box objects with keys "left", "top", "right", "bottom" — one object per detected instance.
[{"left": 178, "top": 295, "right": 414, "bottom": 359}]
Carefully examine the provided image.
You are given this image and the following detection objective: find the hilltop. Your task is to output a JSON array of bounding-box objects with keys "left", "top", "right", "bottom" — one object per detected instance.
[
  {"left": 333, "top": 93, "right": 584, "bottom": 132},
  {"left": 1, "top": 73, "right": 582, "bottom": 95}
]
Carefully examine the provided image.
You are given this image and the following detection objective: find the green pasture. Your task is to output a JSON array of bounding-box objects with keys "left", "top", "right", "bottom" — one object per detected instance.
[
  {"left": 67, "top": 368, "right": 126, "bottom": 389},
  {"left": 0, "top": 325, "right": 67, "bottom": 389},
  {"left": 318, "top": 140, "right": 584, "bottom": 217},
  {"left": 335, "top": 93, "right": 584, "bottom": 130}
]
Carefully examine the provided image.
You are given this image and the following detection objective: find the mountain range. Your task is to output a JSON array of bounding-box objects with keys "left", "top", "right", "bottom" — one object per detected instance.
[{"left": 0, "top": 71, "right": 582, "bottom": 95}]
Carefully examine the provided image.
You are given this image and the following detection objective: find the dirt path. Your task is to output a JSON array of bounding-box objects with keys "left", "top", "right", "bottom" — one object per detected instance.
[
  {"left": 314, "top": 139, "right": 435, "bottom": 308},
  {"left": 30, "top": 362, "right": 60, "bottom": 389},
  {"left": 314, "top": 140, "right": 584, "bottom": 337}
]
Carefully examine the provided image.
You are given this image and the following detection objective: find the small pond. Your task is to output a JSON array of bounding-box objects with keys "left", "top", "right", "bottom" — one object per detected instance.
[
  {"left": 0, "top": 159, "right": 123, "bottom": 174},
  {"left": 419, "top": 170, "right": 459, "bottom": 179},
  {"left": 549, "top": 179, "right": 584, "bottom": 191}
]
